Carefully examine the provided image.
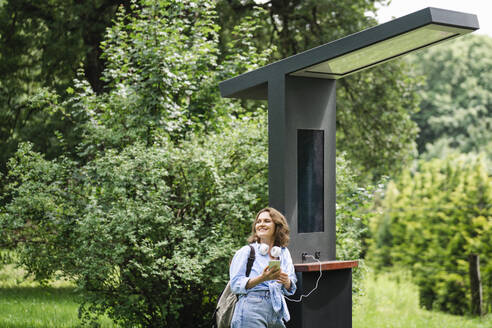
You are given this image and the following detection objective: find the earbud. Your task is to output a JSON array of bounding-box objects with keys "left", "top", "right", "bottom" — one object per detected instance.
[
  {"left": 259, "top": 243, "right": 269, "bottom": 256},
  {"left": 271, "top": 246, "right": 281, "bottom": 258}
]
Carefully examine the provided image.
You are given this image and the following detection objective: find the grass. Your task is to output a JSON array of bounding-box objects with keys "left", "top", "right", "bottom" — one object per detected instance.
[
  {"left": 1, "top": 262, "right": 491, "bottom": 327},
  {"left": 0, "top": 264, "right": 115, "bottom": 328},
  {"left": 354, "top": 269, "right": 492, "bottom": 328}
]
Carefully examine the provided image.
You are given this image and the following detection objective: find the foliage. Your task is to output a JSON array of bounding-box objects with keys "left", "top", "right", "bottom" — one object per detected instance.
[
  {"left": 407, "top": 34, "right": 492, "bottom": 159},
  {"left": 2, "top": 122, "right": 374, "bottom": 326},
  {"left": 0, "top": 0, "right": 271, "bottom": 325},
  {"left": 71, "top": 1, "right": 273, "bottom": 161},
  {"left": 0, "top": 0, "right": 127, "bottom": 175},
  {"left": 72, "top": 119, "right": 269, "bottom": 327},
  {"left": 0, "top": 0, "right": 274, "bottom": 176},
  {"left": 336, "top": 63, "right": 421, "bottom": 180},
  {"left": 217, "top": 0, "right": 421, "bottom": 181},
  {"left": 218, "top": 0, "right": 387, "bottom": 61},
  {"left": 0, "top": 0, "right": 383, "bottom": 325},
  {"left": 96, "top": 0, "right": 221, "bottom": 142},
  {"left": 0, "top": 0, "right": 423, "bottom": 185},
  {"left": 370, "top": 154, "right": 492, "bottom": 315},
  {"left": 335, "top": 153, "right": 383, "bottom": 299},
  {"left": 1, "top": 116, "right": 268, "bottom": 327},
  {"left": 0, "top": 143, "right": 80, "bottom": 280}
]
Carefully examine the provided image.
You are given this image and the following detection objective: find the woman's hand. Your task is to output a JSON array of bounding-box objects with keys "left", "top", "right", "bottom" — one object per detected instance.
[
  {"left": 276, "top": 271, "right": 291, "bottom": 290},
  {"left": 260, "top": 264, "right": 281, "bottom": 282},
  {"left": 246, "top": 265, "right": 290, "bottom": 290},
  {"left": 246, "top": 265, "right": 281, "bottom": 290}
]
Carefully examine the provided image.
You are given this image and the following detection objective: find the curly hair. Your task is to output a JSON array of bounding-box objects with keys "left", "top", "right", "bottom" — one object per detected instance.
[{"left": 247, "top": 207, "right": 290, "bottom": 247}]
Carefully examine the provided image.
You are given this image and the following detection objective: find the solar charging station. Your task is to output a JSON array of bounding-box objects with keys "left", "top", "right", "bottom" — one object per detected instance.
[{"left": 220, "top": 7, "right": 479, "bottom": 327}]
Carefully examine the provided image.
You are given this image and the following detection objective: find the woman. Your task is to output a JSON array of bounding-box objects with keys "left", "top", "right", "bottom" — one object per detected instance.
[{"left": 229, "top": 207, "right": 297, "bottom": 328}]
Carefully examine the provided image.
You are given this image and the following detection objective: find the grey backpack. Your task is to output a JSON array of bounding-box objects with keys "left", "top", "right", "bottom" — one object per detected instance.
[{"left": 213, "top": 245, "right": 255, "bottom": 328}]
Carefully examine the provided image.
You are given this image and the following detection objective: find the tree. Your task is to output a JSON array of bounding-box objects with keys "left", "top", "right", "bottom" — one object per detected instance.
[
  {"left": 0, "top": 0, "right": 128, "bottom": 175},
  {"left": 407, "top": 34, "right": 492, "bottom": 159},
  {"left": 217, "top": 0, "right": 421, "bottom": 181},
  {"left": 0, "top": 0, "right": 422, "bottom": 183}
]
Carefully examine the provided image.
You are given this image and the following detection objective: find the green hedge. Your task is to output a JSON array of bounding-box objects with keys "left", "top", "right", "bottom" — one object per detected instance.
[{"left": 371, "top": 154, "right": 492, "bottom": 315}]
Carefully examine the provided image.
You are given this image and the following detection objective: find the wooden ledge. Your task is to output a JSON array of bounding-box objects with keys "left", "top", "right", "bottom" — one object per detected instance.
[{"left": 294, "top": 260, "right": 358, "bottom": 272}]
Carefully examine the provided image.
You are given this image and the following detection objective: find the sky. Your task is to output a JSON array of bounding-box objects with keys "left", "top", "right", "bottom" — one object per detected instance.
[{"left": 373, "top": 0, "right": 491, "bottom": 37}]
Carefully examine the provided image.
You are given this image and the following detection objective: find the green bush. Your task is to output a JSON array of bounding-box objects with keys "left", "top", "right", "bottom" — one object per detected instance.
[
  {"left": 73, "top": 118, "right": 269, "bottom": 327},
  {"left": 370, "top": 154, "right": 492, "bottom": 315},
  {"left": 0, "top": 143, "right": 80, "bottom": 281},
  {"left": 1, "top": 116, "right": 268, "bottom": 327}
]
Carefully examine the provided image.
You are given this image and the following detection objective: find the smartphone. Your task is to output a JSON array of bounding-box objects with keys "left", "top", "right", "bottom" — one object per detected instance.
[{"left": 269, "top": 260, "right": 280, "bottom": 270}]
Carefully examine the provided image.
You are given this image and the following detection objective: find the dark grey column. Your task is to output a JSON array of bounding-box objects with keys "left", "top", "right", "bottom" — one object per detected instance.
[
  {"left": 268, "top": 74, "right": 287, "bottom": 213},
  {"left": 268, "top": 75, "right": 336, "bottom": 264}
]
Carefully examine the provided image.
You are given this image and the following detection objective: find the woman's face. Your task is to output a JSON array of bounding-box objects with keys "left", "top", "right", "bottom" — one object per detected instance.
[{"left": 255, "top": 211, "right": 276, "bottom": 243}]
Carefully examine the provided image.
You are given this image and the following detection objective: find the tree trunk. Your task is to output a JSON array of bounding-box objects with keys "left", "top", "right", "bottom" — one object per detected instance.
[{"left": 468, "top": 254, "right": 483, "bottom": 316}]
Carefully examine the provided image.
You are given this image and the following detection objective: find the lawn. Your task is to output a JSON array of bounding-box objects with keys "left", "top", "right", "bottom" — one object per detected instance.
[
  {"left": 354, "top": 269, "right": 492, "bottom": 328},
  {"left": 0, "top": 265, "right": 114, "bottom": 328},
  {"left": 1, "top": 263, "right": 491, "bottom": 327}
]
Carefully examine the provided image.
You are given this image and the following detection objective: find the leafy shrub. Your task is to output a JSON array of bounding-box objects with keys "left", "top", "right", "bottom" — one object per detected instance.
[
  {"left": 370, "top": 154, "right": 492, "bottom": 315},
  {"left": 0, "top": 143, "right": 80, "bottom": 282},
  {"left": 336, "top": 153, "right": 382, "bottom": 298},
  {"left": 73, "top": 117, "right": 268, "bottom": 327},
  {"left": 1, "top": 115, "right": 268, "bottom": 327}
]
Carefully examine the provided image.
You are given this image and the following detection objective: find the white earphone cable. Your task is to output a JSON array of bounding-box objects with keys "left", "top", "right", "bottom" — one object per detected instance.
[{"left": 284, "top": 255, "right": 322, "bottom": 302}]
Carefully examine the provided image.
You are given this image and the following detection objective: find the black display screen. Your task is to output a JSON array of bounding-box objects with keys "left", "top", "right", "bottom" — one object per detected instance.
[{"left": 297, "top": 129, "right": 324, "bottom": 233}]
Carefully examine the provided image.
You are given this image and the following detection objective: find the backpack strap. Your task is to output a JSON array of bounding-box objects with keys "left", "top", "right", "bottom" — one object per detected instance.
[{"left": 245, "top": 245, "right": 255, "bottom": 277}]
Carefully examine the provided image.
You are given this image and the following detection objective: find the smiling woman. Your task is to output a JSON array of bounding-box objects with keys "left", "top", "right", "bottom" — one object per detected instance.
[{"left": 228, "top": 207, "right": 297, "bottom": 328}]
